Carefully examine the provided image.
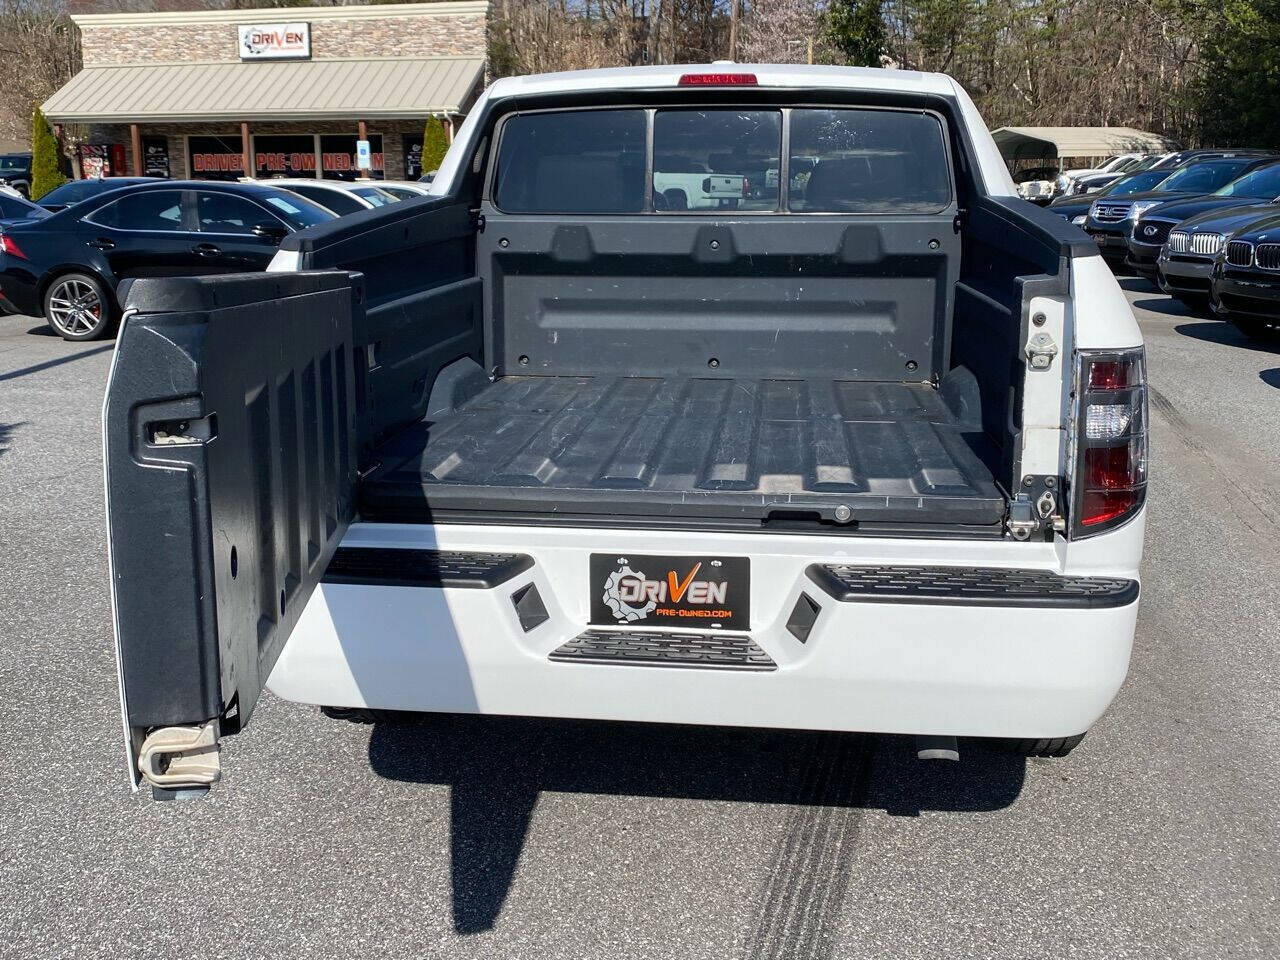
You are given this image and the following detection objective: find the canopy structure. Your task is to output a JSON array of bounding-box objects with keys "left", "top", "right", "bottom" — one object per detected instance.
[
  {"left": 43, "top": 56, "right": 485, "bottom": 124},
  {"left": 992, "top": 127, "right": 1180, "bottom": 165}
]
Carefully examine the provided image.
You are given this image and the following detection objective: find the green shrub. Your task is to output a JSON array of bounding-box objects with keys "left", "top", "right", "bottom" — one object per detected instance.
[
  {"left": 421, "top": 118, "right": 450, "bottom": 176},
  {"left": 30, "top": 106, "right": 67, "bottom": 200}
]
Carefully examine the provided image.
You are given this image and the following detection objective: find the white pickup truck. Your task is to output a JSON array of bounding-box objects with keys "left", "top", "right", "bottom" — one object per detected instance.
[{"left": 104, "top": 64, "right": 1146, "bottom": 797}]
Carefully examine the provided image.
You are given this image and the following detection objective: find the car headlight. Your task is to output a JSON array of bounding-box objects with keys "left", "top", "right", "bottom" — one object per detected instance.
[
  {"left": 1072, "top": 214, "right": 1087, "bottom": 226},
  {"left": 1130, "top": 200, "right": 1163, "bottom": 219}
]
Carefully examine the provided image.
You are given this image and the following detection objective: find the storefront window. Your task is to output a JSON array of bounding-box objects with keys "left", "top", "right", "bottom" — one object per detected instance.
[
  {"left": 320, "top": 134, "right": 383, "bottom": 180},
  {"left": 253, "top": 135, "right": 317, "bottom": 179},
  {"left": 189, "top": 135, "right": 247, "bottom": 181}
]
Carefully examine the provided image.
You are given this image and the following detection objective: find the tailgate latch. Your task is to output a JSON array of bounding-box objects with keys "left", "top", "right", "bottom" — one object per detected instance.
[
  {"left": 1025, "top": 331, "right": 1059, "bottom": 370},
  {"left": 1008, "top": 475, "right": 1066, "bottom": 540},
  {"left": 137, "top": 720, "right": 221, "bottom": 795}
]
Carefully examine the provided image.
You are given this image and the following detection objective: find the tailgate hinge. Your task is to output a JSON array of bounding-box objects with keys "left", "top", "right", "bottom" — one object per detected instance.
[
  {"left": 1007, "top": 475, "right": 1066, "bottom": 540},
  {"left": 137, "top": 720, "right": 221, "bottom": 796}
]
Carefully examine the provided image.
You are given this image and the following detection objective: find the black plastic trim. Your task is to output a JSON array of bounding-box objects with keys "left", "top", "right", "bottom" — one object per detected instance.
[
  {"left": 323, "top": 547, "right": 533, "bottom": 588},
  {"left": 550, "top": 629, "right": 776, "bottom": 671},
  {"left": 806, "top": 563, "right": 1139, "bottom": 608},
  {"left": 511, "top": 582, "right": 550, "bottom": 632},
  {"left": 785, "top": 593, "right": 821, "bottom": 643}
]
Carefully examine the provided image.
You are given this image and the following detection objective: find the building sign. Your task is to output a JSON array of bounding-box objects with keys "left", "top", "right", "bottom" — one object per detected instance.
[
  {"left": 238, "top": 22, "right": 310, "bottom": 61},
  {"left": 319, "top": 135, "right": 383, "bottom": 179},
  {"left": 142, "top": 136, "right": 170, "bottom": 178}
]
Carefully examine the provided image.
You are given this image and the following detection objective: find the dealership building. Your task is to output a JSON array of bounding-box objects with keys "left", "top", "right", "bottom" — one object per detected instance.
[{"left": 42, "top": 1, "right": 488, "bottom": 182}]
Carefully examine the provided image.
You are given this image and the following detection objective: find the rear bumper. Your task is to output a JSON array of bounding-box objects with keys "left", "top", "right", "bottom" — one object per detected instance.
[
  {"left": 268, "top": 519, "right": 1145, "bottom": 740},
  {"left": 0, "top": 265, "right": 41, "bottom": 317}
]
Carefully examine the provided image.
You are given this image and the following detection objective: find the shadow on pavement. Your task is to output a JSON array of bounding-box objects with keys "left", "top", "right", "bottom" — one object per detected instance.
[
  {"left": 1132, "top": 296, "right": 1201, "bottom": 319},
  {"left": 24, "top": 324, "right": 57, "bottom": 337},
  {"left": 1261, "top": 368, "right": 1280, "bottom": 389},
  {"left": 1117, "top": 276, "right": 1158, "bottom": 292},
  {"left": 368, "top": 715, "right": 1026, "bottom": 935},
  {"left": 0, "top": 343, "right": 113, "bottom": 382},
  {"left": 1174, "top": 321, "right": 1280, "bottom": 354},
  {"left": 0, "top": 422, "right": 21, "bottom": 457}
]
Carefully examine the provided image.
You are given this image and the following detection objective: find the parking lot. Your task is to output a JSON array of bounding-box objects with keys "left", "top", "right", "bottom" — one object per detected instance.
[{"left": 0, "top": 280, "right": 1277, "bottom": 959}]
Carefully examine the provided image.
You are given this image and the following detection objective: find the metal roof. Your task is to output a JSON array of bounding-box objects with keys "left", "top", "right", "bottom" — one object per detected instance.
[
  {"left": 992, "top": 126, "right": 1180, "bottom": 162},
  {"left": 43, "top": 57, "right": 484, "bottom": 124}
]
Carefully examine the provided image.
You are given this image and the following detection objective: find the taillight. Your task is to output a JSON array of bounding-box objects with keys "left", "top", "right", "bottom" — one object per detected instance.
[
  {"left": 0, "top": 232, "right": 25, "bottom": 260},
  {"left": 1072, "top": 348, "right": 1147, "bottom": 536},
  {"left": 677, "top": 72, "right": 758, "bottom": 86}
]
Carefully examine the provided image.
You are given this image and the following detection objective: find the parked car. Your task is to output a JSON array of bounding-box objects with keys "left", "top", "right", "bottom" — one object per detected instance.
[
  {"left": 0, "top": 180, "right": 334, "bottom": 340},
  {"left": 37, "top": 177, "right": 161, "bottom": 213},
  {"left": 1149, "top": 148, "right": 1275, "bottom": 170},
  {"left": 0, "top": 190, "right": 49, "bottom": 223},
  {"left": 1084, "top": 156, "right": 1280, "bottom": 268},
  {"left": 1056, "top": 153, "right": 1155, "bottom": 197},
  {"left": 267, "top": 178, "right": 400, "bottom": 216},
  {"left": 1013, "top": 165, "right": 1061, "bottom": 205},
  {"left": 101, "top": 64, "right": 1146, "bottom": 798},
  {"left": 1131, "top": 161, "right": 1280, "bottom": 298},
  {"left": 375, "top": 180, "right": 433, "bottom": 200},
  {"left": 1210, "top": 217, "right": 1280, "bottom": 339},
  {"left": 1048, "top": 168, "right": 1175, "bottom": 224},
  {"left": 0, "top": 153, "right": 32, "bottom": 197}
]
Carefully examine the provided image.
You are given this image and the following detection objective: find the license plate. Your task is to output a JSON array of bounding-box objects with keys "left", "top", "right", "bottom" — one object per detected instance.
[{"left": 590, "top": 553, "right": 750, "bottom": 630}]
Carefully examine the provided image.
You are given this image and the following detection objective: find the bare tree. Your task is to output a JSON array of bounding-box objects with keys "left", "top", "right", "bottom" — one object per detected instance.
[{"left": 0, "top": 0, "right": 81, "bottom": 145}]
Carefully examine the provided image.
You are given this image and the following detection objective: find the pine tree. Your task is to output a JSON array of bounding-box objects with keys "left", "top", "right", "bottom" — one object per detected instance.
[
  {"left": 421, "top": 118, "right": 450, "bottom": 176},
  {"left": 30, "top": 106, "right": 67, "bottom": 200},
  {"left": 824, "top": 0, "right": 886, "bottom": 67}
]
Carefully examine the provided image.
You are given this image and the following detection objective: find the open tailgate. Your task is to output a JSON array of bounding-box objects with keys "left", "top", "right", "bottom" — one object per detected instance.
[{"left": 103, "top": 271, "right": 360, "bottom": 794}]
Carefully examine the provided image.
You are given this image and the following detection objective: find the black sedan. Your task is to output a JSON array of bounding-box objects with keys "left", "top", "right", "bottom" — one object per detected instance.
[
  {"left": 1211, "top": 217, "right": 1280, "bottom": 340},
  {"left": 1048, "top": 168, "right": 1175, "bottom": 224},
  {"left": 1126, "top": 161, "right": 1280, "bottom": 283},
  {"left": 36, "top": 176, "right": 160, "bottom": 213},
  {"left": 1083, "top": 156, "right": 1279, "bottom": 267},
  {"left": 0, "top": 180, "right": 334, "bottom": 340},
  {"left": 0, "top": 190, "right": 49, "bottom": 223}
]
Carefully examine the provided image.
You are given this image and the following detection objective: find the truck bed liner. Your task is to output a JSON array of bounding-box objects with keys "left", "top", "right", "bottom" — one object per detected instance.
[{"left": 360, "top": 376, "right": 1006, "bottom": 527}]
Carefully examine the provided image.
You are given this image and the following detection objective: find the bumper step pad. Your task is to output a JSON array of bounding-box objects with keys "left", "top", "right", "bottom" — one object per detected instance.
[
  {"left": 551, "top": 629, "right": 777, "bottom": 671},
  {"left": 807, "top": 563, "right": 1138, "bottom": 608},
  {"left": 323, "top": 548, "right": 533, "bottom": 588}
]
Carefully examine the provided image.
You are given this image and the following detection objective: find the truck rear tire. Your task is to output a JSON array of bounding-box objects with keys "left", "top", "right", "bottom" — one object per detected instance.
[{"left": 1003, "top": 733, "right": 1086, "bottom": 757}]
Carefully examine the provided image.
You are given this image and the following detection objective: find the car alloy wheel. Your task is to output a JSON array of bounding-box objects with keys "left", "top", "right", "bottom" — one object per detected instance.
[{"left": 46, "top": 276, "right": 108, "bottom": 340}]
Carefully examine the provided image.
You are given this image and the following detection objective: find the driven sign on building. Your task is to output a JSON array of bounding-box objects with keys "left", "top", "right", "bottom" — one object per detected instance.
[{"left": 238, "top": 22, "right": 311, "bottom": 60}]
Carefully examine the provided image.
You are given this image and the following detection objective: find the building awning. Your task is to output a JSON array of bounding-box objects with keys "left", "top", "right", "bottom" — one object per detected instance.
[
  {"left": 43, "top": 56, "right": 484, "bottom": 124},
  {"left": 992, "top": 127, "right": 1181, "bottom": 164}
]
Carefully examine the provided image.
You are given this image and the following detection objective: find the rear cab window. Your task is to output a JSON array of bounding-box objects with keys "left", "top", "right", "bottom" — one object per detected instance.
[{"left": 490, "top": 105, "right": 954, "bottom": 215}]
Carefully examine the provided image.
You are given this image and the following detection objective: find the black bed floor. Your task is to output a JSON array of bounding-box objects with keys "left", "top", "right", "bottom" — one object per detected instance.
[{"left": 361, "top": 376, "right": 1006, "bottom": 526}]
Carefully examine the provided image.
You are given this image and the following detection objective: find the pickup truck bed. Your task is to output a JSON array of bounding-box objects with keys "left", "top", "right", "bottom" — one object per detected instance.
[{"left": 360, "top": 374, "right": 1005, "bottom": 527}]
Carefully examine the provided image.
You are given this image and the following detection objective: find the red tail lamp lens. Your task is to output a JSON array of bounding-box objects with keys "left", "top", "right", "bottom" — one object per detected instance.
[
  {"left": 1088, "top": 358, "right": 1140, "bottom": 390},
  {"left": 677, "top": 73, "right": 758, "bottom": 86},
  {"left": 1073, "top": 349, "right": 1147, "bottom": 537},
  {"left": 0, "top": 234, "right": 25, "bottom": 260},
  {"left": 1080, "top": 489, "right": 1138, "bottom": 527}
]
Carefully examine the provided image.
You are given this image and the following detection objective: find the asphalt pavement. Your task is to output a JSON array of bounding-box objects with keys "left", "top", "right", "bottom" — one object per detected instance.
[{"left": 0, "top": 286, "right": 1277, "bottom": 959}]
